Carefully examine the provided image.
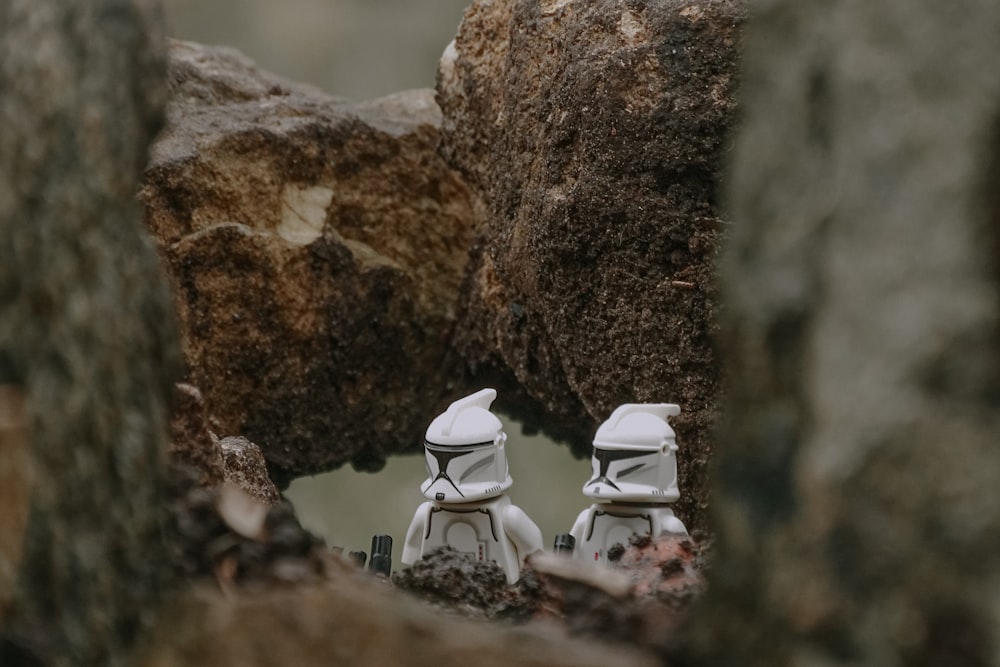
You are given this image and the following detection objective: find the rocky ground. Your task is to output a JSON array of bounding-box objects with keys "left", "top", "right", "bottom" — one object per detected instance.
[
  {"left": 9, "top": 0, "right": 999, "bottom": 665},
  {"left": 164, "top": 372, "right": 708, "bottom": 663},
  {"left": 137, "top": 0, "right": 743, "bottom": 663}
]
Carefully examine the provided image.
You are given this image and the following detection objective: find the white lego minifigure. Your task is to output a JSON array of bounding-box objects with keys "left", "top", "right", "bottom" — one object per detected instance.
[
  {"left": 401, "top": 388, "right": 543, "bottom": 583},
  {"left": 570, "top": 403, "right": 688, "bottom": 565}
]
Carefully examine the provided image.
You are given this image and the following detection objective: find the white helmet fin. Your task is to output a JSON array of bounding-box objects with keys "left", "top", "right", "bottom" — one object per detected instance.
[
  {"left": 594, "top": 403, "right": 680, "bottom": 450},
  {"left": 439, "top": 388, "right": 497, "bottom": 438},
  {"left": 604, "top": 403, "right": 680, "bottom": 428}
]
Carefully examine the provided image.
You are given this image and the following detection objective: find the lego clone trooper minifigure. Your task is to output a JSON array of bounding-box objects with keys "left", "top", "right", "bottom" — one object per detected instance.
[
  {"left": 401, "top": 388, "right": 543, "bottom": 583},
  {"left": 570, "top": 403, "right": 688, "bottom": 565}
]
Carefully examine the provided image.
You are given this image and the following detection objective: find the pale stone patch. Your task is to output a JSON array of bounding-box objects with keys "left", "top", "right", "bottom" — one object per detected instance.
[
  {"left": 680, "top": 5, "right": 706, "bottom": 22},
  {"left": 623, "top": 53, "right": 662, "bottom": 113},
  {"left": 278, "top": 184, "right": 334, "bottom": 245},
  {"left": 216, "top": 483, "right": 268, "bottom": 541},
  {"left": 618, "top": 9, "right": 649, "bottom": 46},
  {"left": 540, "top": 0, "right": 574, "bottom": 15},
  {"left": 438, "top": 39, "right": 458, "bottom": 87}
]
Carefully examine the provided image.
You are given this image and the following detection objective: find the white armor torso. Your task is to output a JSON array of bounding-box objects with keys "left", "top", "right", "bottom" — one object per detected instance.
[
  {"left": 404, "top": 495, "right": 522, "bottom": 583},
  {"left": 570, "top": 503, "right": 686, "bottom": 565},
  {"left": 424, "top": 496, "right": 514, "bottom": 564}
]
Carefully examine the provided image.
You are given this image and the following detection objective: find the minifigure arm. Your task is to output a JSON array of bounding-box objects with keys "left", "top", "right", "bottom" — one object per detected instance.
[
  {"left": 401, "top": 502, "right": 432, "bottom": 565},
  {"left": 501, "top": 504, "right": 544, "bottom": 561},
  {"left": 660, "top": 511, "right": 688, "bottom": 536},
  {"left": 569, "top": 507, "right": 591, "bottom": 545}
]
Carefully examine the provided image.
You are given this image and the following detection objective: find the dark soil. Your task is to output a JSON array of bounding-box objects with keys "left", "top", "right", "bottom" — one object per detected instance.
[{"left": 393, "top": 534, "right": 709, "bottom": 659}]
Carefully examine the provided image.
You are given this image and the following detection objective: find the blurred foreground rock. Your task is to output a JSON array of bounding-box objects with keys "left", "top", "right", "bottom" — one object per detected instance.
[
  {"left": 686, "top": 1, "right": 1000, "bottom": 665},
  {"left": 168, "top": 383, "right": 278, "bottom": 503},
  {"left": 0, "top": 387, "right": 31, "bottom": 627},
  {"left": 142, "top": 568, "right": 657, "bottom": 667},
  {"left": 438, "top": 0, "right": 745, "bottom": 531},
  {"left": 141, "top": 40, "right": 477, "bottom": 484},
  {"left": 168, "top": 481, "right": 327, "bottom": 585},
  {"left": 0, "top": 1, "right": 178, "bottom": 663}
]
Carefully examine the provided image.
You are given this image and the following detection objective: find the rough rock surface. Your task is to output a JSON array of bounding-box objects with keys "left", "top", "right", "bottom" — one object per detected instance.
[
  {"left": 392, "top": 546, "right": 545, "bottom": 621},
  {"left": 219, "top": 436, "right": 281, "bottom": 504},
  {"left": 438, "top": 0, "right": 745, "bottom": 531},
  {"left": 394, "top": 536, "right": 705, "bottom": 659},
  {"left": 0, "top": 1, "right": 179, "bottom": 663},
  {"left": 684, "top": 1, "right": 1000, "bottom": 665},
  {"left": 140, "top": 40, "right": 477, "bottom": 485},
  {"left": 169, "top": 383, "right": 225, "bottom": 487},
  {"left": 167, "top": 479, "right": 328, "bottom": 586}
]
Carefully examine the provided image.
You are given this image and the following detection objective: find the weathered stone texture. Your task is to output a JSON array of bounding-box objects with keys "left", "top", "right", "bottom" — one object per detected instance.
[
  {"left": 219, "top": 436, "right": 280, "bottom": 504},
  {"left": 687, "top": 2, "right": 1000, "bottom": 665},
  {"left": 169, "top": 383, "right": 225, "bottom": 487},
  {"left": 0, "top": 0, "right": 178, "bottom": 663},
  {"left": 141, "top": 41, "right": 477, "bottom": 484},
  {"left": 438, "top": 0, "right": 744, "bottom": 530}
]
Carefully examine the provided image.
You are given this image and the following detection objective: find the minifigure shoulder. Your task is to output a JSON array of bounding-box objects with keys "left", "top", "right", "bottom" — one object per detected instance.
[
  {"left": 501, "top": 503, "right": 544, "bottom": 556},
  {"left": 569, "top": 505, "right": 595, "bottom": 540},
  {"left": 657, "top": 507, "right": 688, "bottom": 536},
  {"left": 412, "top": 500, "right": 434, "bottom": 518},
  {"left": 401, "top": 501, "right": 436, "bottom": 566}
]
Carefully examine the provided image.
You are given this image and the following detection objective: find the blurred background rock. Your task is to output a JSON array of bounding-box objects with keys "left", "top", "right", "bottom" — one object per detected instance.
[
  {"left": 164, "top": 0, "right": 470, "bottom": 100},
  {"left": 162, "top": 0, "right": 592, "bottom": 556}
]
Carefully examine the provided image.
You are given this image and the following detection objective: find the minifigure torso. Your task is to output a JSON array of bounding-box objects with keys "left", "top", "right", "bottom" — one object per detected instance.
[
  {"left": 570, "top": 502, "right": 687, "bottom": 565},
  {"left": 402, "top": 494, "right": 539, "bottom": 583}
]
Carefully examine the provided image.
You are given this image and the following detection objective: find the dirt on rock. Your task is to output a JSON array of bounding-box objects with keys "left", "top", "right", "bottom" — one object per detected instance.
[
  {"left": 393, "top": 534, "right": 707, "bottom": 660},
  {"left": 167, "top": 472, "right": 331, "bottom": 586},
  {"left": 392, "top": 546, "right": 546, "bottom": 622}
]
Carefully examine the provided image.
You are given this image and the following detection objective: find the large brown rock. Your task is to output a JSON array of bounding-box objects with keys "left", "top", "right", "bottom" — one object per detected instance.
[
  {"left": 141, "top": 41, "right": 477, "bottom": 484},
  {"left": 438, "top": 0, "right": 744, "bottom": 530}
]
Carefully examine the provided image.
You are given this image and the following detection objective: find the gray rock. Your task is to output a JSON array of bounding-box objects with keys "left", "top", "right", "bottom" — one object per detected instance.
[
  {"left": 437, "top": 0, "right": 745, "bottom": 530},
  {"left": 688, "top": 1, "right": 1000, "bottom": 665},
  {"left": 0, "top": 0, "right": 179, "bottom": 663},
  {"left": 141, "top": 40, "right": 478, "bottom": 484}
]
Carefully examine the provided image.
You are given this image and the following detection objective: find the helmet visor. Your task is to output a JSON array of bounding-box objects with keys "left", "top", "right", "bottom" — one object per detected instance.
[{"left": 585, "top": 447, "right": 663, "bottom": 494}]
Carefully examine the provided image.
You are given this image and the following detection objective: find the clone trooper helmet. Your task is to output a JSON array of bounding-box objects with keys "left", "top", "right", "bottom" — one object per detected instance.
[
  {"left": 582, "top": 403, "right": 681, "bottom": 503},
  {"left": 421, "top": 388, "right": 513, "bottom": 503}
]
